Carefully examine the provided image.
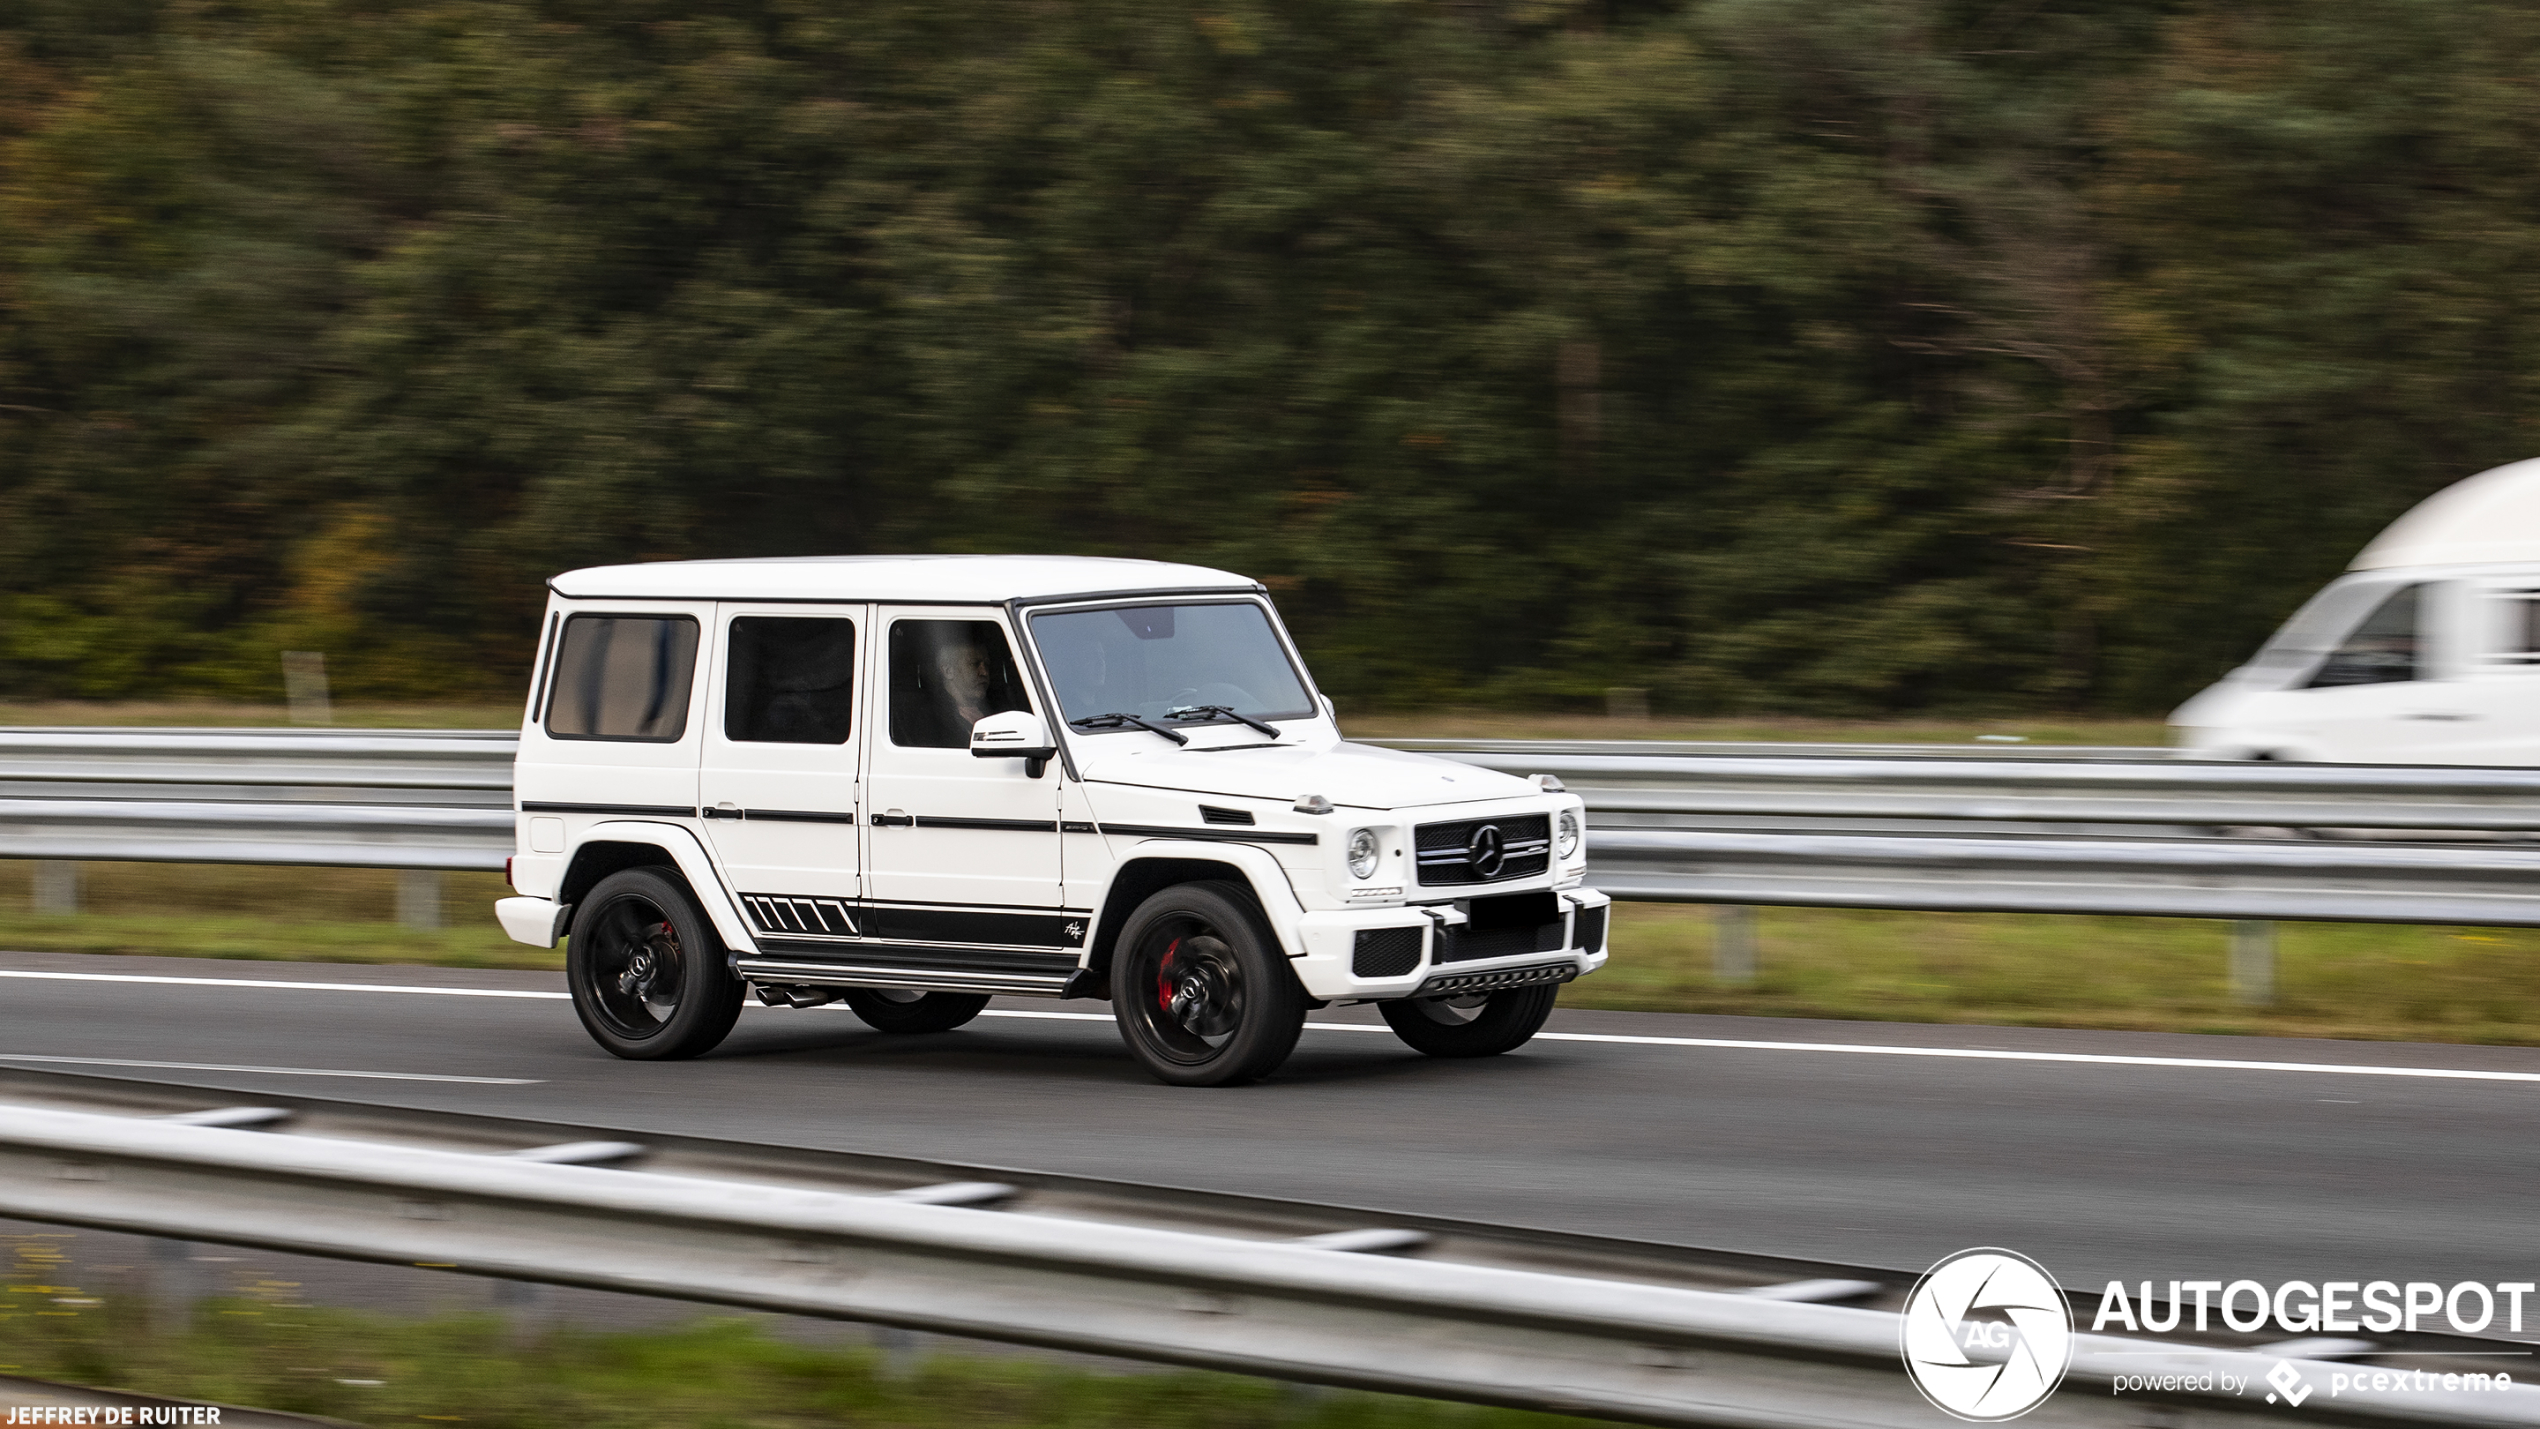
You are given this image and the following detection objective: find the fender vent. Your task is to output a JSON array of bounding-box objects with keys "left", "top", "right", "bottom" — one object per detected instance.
[
  {"left": 1199, "top": 805, "right": 1256, "bottom": 826},
  {"left": 1352, "top": 927, "right": 1424, "bottom": 978}
]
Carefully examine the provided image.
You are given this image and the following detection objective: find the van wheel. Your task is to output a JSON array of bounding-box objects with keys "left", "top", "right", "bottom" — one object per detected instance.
[
  {"left": 1379, "top": 984, "right": 1558, "bottom": 1058},
  {"left": 566, "top": 869, "right": 743, "bottom": 1060},
  {"left": 1110, "top": 882, "right": 1306, "bottom": 1087},
  {"left": 843, "top": 988, "right": 990, "bottom": 1033}
]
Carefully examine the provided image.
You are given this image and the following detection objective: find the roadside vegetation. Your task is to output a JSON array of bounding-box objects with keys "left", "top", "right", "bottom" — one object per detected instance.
[
  {"left": 1, "top": 1295, "right": 1592, "bottom": 1429},
  {"left": 9, "top": 3, "right": 2538, "bottom": 721}
]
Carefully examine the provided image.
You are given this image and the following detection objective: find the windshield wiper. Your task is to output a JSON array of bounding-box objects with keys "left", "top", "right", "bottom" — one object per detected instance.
[
  {"left": 1069, "top": 712, "right": 1190, "bottom": 746},
  {"left": 1167, "top": 704, "right": 1284, "bottom": 739}
]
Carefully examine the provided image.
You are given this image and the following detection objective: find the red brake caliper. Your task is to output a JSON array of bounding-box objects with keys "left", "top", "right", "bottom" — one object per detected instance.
[{"left": 1157, "top": 938, "right": 1181, "bottom": 1013}]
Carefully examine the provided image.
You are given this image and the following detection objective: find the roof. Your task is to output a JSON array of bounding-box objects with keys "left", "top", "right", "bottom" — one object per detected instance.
[
  {"left": 548, "top": 554, "right": 1259, "bottom": 603},
  {"left": 2353, "top": 458, "right": 2540, "bottom": 570}
]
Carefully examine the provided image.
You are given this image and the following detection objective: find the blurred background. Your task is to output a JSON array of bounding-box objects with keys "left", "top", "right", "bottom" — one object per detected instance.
[{"left": 4, "top": 0, "right": 2534, "bottom": 719}]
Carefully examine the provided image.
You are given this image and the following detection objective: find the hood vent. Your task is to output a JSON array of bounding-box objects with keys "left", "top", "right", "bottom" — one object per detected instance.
[{"left": 1199, "top": 804, "right": 1257, "bottom": 826}]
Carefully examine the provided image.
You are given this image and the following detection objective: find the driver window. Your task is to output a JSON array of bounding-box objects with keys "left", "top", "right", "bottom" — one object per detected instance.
[
  {"left": 2306, "top": 584, "right": 2422, "bottom": 687},
  {"left": 888, "top": 619, "right": 1031, "bottom": 748}
]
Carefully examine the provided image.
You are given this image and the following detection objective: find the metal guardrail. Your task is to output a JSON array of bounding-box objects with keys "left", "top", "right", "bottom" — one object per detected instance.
[
  {"left": 7, "top": 727, "right": 2540, "bottom": 925},
  {"left": 1, "top": 1087, "right": 2531, "bottom": 1427}
]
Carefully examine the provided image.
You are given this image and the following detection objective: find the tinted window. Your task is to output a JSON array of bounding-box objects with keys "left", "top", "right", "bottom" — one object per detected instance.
[
  {"left": 2498, "top": 592, "right": 2540, "bottom": 666},
  {"left": 2306, "top": 584, "right": 2421, "bottom": 687},
  {"left": 1031, "top": 602, "right": 1313, "bottom": 725},
  {"left": 889, "top": 620, "right": 1031, "bottom": 748},
  {"left": 546, "top": 616, "right": 700, "bottom": 741},
  {"left": 725, "top": 617, "right": 857, "bottom": 744}
]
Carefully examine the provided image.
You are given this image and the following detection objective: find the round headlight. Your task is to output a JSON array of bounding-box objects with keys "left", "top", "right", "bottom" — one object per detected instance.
[
  {"left": 1556, "top": 810, "right": 1581, "bottom": 859},
  {"left": 1346, "top": 828, "right": 1380, "bottom": 880}
]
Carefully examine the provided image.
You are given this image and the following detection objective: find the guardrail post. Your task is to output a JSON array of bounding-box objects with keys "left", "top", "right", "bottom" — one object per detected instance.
[
  {"left": 2230, "top": 920, "right": 2276, "bottom": 1005},
  {"left": 1713, "top": 905, "right": 1758, "bottom": 985},
  {"left": 148, "top": 1237, "right": 199, "bottom": 1332},
  {"left": 396, "top": 870, "right": 442, "bottom": 930},
  {"left": 31, "top": 861, "right": 79, "bottom": 915}
]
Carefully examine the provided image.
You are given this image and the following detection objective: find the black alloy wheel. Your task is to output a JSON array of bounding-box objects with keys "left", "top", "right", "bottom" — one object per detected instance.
[
  {"left": 1110, "top": 881, "right": 1306, "bottom": 1087},
  {"left": 1378, "top": 983, "right": 1559, "bottom": 1058},
  {"left": 843, "top": 988, "right": 991, "bottom": 1034},
  {"left": 566, "top": 868, "right": 744, "bottom": 1060}
]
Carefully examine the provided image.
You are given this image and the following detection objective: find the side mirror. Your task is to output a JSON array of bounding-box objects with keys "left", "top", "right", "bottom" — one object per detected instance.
[
  {"left": 1319, "top": 694, "right": 1337, "bottom": 723},
  {"left": 971, "top": 709, "right": 1056, "bottom": 778}
]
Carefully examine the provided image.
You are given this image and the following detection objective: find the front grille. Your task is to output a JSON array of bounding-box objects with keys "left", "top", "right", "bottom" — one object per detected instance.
[
  {"left": 1414, "top": 814, "right": 1551, "bottom": 887},
  {"left": 1351, "top": 926, "right": 1424, "bottom": 978},
  {"left": 1572, "top": 904, "right": 1608, "bottom": 955},
  {"left": 1414, "top": 962, "right": 1576, "bottom": 997}
]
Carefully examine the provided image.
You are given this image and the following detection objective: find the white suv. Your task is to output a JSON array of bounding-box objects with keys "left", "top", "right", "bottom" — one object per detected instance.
[{"left": 495, "top": 555, "right": 1607, "bottom": 1085}]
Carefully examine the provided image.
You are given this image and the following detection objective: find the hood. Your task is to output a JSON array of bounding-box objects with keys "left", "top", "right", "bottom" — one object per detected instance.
[{"left": 1074, "top": 738, "right": 1535, "bottom": 810}]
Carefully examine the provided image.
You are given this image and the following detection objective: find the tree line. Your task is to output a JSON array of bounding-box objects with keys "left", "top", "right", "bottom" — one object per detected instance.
[{"left": 2, "top": 0, "right": 2534, "bottom": 713}]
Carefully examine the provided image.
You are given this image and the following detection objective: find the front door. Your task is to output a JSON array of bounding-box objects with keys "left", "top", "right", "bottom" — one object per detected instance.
[
  {"left": 861, "top": 610, "right": 1072, "bottom": 951},
  {"left": 698, "top": 606, "right": 867, "bottom": 944}
]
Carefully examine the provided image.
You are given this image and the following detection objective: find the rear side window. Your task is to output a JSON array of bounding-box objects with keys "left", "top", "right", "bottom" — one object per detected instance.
[
  {"left": 725, "top": 616, "right": 857, "bottom": 744},
  {"left": 545, "top": 615, "right": 701, "bottom": 741},
  {"left": 889, "top": 620, "right": 1031, "bottom": 748},
  {"left": 2306, "top": 584, "right": 2421, "bottom": 687}
]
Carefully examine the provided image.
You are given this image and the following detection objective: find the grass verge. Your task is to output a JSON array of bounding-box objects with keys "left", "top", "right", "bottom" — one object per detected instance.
[
  {"left": 1565, "top": 903, "right": 2540, "bottom": 1045},
  {"left": 9, "top": 864, "right": 2540, "bottom": 1043},
  {"left": 0, "top": 1296, "right": 1597, "bottom": 1429}
]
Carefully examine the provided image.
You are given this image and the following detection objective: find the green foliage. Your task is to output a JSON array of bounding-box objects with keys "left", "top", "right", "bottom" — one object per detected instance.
[
  {"left": 2, "top": 0, "right": 2534, "bottom": 713},
  {"left": 2, "top": 1296, "right": 1595, "bottom": 1428}
]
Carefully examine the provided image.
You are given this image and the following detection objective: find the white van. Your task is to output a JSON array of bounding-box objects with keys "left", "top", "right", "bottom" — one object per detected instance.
[
  {"left": 494, "top": 556, "right": 1606, "bottom": 1085},
  {"left": 2172, "top": 457, "right": 2540, "bottom": 764}
]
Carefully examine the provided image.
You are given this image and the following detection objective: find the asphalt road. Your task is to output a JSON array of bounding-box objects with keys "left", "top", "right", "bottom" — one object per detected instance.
[{"left": 2, "top": 949, "right": 2534, "bottom": 1295}]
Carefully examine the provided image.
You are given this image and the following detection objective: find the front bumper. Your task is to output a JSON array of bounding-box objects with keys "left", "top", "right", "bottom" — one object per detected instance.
[{"left": 1286, "top": 887, "right": 1611, "bottom": 1001}]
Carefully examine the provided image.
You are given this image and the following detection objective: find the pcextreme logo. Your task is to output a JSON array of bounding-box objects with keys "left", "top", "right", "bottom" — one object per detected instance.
[{"left": 1900, "top": 1248, "right": 2075, "bottom": 1421}]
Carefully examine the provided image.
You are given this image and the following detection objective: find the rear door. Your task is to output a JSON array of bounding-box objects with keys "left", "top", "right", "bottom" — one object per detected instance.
[{"left": 698, "top": 606, "right": 867, "bottom": 942}]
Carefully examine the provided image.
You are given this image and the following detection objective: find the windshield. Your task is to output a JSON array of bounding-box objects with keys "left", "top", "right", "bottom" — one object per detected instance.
[{"left": 1030, "top": 601, "right": 1314, "bottom": 727}]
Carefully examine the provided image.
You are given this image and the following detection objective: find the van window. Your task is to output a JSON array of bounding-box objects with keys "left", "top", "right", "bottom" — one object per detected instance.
[
  {"left": 2498, "top": 591, "right": 2540, "bottom": 666},
  {"left": 724, "top": 617, "right": 857, "bottom": 744},
  {"left": 889, "top": 620, "right": 1032, "bottom": 748},
  {"left": 2306, "top": 584, "right": 2421, "bottom": 687},
  {"left": 545, "top": 615, "right": 700, "bottom": 741}
]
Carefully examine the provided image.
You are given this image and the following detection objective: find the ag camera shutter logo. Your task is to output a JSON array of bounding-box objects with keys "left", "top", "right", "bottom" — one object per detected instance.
[{"left": 1900, "top": 1248, "right": 2075, "bottom": 1421}]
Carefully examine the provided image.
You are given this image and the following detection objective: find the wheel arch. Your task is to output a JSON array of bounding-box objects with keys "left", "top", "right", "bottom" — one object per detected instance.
[
  {"left": 560, "top": 823, "right": 757, "bottom": 954},
  {"left": 1086, "top": 845, "right": 1306, "bottom": 977}
]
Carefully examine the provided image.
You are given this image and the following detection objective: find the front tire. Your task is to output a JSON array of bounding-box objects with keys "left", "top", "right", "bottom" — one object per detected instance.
[
  {"left": 566, "top": 869, "right": 743, "bottom": 1060},
  {"left": 1379, "top": 984, "right": 1558, "bottom": 1058},
  {"left": 843, "top": 988, "right": 990, "bottom": 1033},
  {"left": 1110, "top": 882, "right": 1306, "bottom": 1087}
]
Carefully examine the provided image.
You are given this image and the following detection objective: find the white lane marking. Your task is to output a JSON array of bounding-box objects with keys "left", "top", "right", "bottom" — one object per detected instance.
[
  {"left": 0, "top": 1055, "right": 539, "bottom": 1084},
  {"left": 9, "top": 969, "right": 2537, "bottom": 1084},
  {"left": 1523, "top": 1031, "right": 2540, "bottom": 1083},
  {"left": 0, "top": 969, "right": 566, "bottom": 999}
]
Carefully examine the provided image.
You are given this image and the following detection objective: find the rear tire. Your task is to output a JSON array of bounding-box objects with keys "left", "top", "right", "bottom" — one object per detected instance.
[
  {"left": 1379, "top": 984, "right": 1558, "bottom": 1058},
  {"left": 566, "top": 869, "right": 743, "bottom": 1060},
  {"left": 1110, "top": 882, "right": 1306, "bottom": 1087},
  {"left": 843, "top": 988, "right": 990, "bottom": 1033}
]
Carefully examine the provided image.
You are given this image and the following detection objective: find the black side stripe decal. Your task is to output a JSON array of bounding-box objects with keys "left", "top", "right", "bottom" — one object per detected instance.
[
  {"left": 746, "top": 809, "right": 862, "bottom": 825},
  {"left": 522, "top": 801, "right": 696, "bottom": 818},
  {"left": 1098, "top": 823, "right": 1318, "bottom": 846}
]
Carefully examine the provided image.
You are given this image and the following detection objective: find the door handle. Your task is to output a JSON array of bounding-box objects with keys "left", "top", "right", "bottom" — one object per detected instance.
[
  {"left": 871, "top": 809, "right": 913, "bottom": 827},
  {"left": 2400, "top": 712, "right": 2477, "bottom": 721}
]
